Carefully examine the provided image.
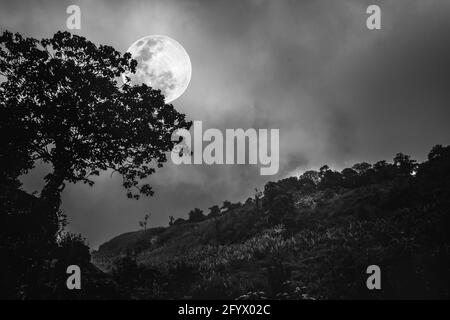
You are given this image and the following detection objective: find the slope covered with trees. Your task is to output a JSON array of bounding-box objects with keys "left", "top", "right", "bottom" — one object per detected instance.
[{"left": 93, "top": 145, "right": 450, "bottom": 299}]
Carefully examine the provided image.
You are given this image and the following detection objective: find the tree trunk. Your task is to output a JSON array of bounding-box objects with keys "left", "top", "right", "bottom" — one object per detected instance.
[{"left": 39, "top": 164, "right": 67, "bottom": 241}]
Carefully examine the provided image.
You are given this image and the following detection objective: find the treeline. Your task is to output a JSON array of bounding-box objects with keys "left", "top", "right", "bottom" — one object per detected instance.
[
  {"left": 169, "top": 201, "right": 243, "bottom": 226},
  {"left": 168, "top": 147, "right": 439, "bottom": 228},
  {"left": 108, "top": 144, "right": 450, "bottom": 299}
]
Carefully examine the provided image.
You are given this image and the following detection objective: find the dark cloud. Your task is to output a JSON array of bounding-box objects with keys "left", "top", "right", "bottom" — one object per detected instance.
[{"left": 4, "top": 0, "right": 450, "bottom": 247}]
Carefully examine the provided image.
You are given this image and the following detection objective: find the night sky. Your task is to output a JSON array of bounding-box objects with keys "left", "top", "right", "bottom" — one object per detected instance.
[{"left": 2, "top": 0, "right": 450, "bottom": 248}]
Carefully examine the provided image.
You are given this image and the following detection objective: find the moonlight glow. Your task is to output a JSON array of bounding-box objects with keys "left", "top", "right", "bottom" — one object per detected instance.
[{"left": 122, "top": 35, "right": 192, "bottom": 103}]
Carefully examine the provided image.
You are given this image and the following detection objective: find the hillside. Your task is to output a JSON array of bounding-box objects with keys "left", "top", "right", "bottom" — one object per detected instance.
[
  {"left": 92, "top": 145, "right": 450, "bottom": 299},
  {"left": 92, "top": 201, "right": 264, "bottom": 273}
]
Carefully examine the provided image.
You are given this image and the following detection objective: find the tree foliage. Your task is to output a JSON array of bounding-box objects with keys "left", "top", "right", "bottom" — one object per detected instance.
[
  {"left": 188, "top": 208, "right": 206, "bottom": 223},
  {"left": 0, "top": 30, "right": 191, "bottom": 218}
]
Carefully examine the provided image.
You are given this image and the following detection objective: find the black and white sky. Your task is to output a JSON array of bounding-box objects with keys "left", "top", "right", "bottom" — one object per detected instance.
[{"left": 1, "top": 0, "right": 450, "bottom": 248}]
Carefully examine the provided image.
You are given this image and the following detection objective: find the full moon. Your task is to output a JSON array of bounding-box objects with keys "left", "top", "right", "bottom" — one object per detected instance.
[{"left": 122, "top": 35, "right": 192, "bottom": 103}]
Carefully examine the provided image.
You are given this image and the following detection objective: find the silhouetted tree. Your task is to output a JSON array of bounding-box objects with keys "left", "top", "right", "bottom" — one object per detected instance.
[
  {"left": 277, "top": 177, "right": 300, "bottom": 191},
  {"left": 352, "top": 162, "right": 372, "bottom": 175},
  {"left": 173, "top": 218, "right": 186, "bottom": 226},
  {"left": 254, "top": 188, "right": 263, "bottom": 211},
  {"left": 139, "top": 213, "right": 150, "bottom": 231},
  {"left": 318, "top": 165, "right": 343, "bottom": 190},
  {"left": 188, "top": 208, "right": 206, "bottom": 223},
  {"left": 169, "top": 216, "right": 175, "bottom": 226},
  {"left": 221, "top": 200, "right": 233, "bottom": 211},
  {"left": 207, "top": 205, "right": 221, "bottom": 218},
  {"left": 298, "top": 170, "right": 319, "bottom": 194},
  {"left": 341, "top": 168, "right": 358, "bottom": 188},
  {"left": 301, "top": 170, "right": 320, "bottom": 185},
  {"left": 263, "top": 181, "right": 295, "bottom": 225},
  {"left": 427, "top": 144, "right": 448, "bottom": 161},
  {"left": 371, "top": 160, "right": 394, "bottom": 183},
  {"left": 0, "top": 31, "right": 191, "bottom": 238},
  {"left": 417, "top": 145, "right": 450, "bottom": 203},
  {"left": 393, "top": 153, "right": 417, "bottom": 177}
]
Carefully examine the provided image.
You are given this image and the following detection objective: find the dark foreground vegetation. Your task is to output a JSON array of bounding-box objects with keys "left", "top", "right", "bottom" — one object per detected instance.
[
  {"left": 0, "top": 30, "right": 188, "bottom": 299},
  {"left": 2, "top": 142, "right": 450, "bottom": 299},
  {"left": 94, "top": 145, "right": 449, "bottom": 299}
]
